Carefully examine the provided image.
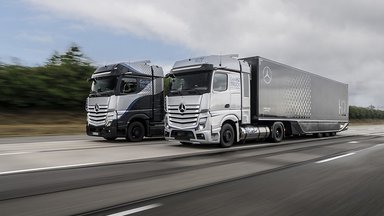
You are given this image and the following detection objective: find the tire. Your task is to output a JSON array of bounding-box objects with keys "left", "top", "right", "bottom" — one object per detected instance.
[
  {"left": 126, "top": 121, "right": 145, "bottom": 142},
  {"left": 104, "top": 137, "right": 116, "bottom": 141},
  {"left": 330, "top": 132, "right": 337, "bottom": 136},
  {"left": 220, "top": 123, "right": 235, "bottom": 148},
  {"left": 314, "top": 133, "right": 323, "bottom": 138},
  {"left": 270, "top": 122, "right": 284, "bottom": 143},
  {"left": 324, "top": 132, "right": 331, "bottom": 137}
]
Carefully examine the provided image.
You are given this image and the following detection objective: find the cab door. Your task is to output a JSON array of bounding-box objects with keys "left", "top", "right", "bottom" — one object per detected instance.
[{"left": 210, "top": 71, "right": 231, "bottom": 117}]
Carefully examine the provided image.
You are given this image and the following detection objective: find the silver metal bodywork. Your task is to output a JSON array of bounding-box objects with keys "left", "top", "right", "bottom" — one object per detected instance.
[{"left": 165, "top": 55, "right": 251, "bottom": 144}]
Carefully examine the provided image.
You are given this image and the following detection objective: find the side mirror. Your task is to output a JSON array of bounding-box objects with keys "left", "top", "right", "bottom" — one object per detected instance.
[{"left": 165, "top": 73, "right": 176, "bottom": 79}]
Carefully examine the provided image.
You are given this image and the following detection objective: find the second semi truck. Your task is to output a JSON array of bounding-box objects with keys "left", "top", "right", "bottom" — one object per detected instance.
[
  {"left": 86, "top": 61, "right": 164, "bottom": 141},
  {"left": 165, "top": 55, "right": 348, "bottom": 147}
]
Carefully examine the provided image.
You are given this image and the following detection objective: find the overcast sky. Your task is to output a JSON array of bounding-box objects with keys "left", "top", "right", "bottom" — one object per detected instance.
[{"left": 1, "top": 0, "right": 383, "bottom": 107}]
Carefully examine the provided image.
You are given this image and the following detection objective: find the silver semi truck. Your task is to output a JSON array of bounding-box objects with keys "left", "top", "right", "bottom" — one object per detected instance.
[
  {"left": 86, "top": 61, "right": 164, "bottom": 141},
  {"left": 164, "top": 55, "right": 348, "bottom": 147}
]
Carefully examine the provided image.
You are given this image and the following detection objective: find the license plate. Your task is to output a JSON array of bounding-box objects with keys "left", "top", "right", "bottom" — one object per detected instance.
[{"left": 92, "top": 132, "right": 99, "bottom": 136}]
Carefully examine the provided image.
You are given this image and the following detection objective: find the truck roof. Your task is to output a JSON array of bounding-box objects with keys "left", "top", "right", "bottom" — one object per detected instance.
[
  {"left": 172, "top": 55, "right": 250, "bottom": 74},
  {"left": 93, "top": 61, "right": 164, "bottom": 78}
]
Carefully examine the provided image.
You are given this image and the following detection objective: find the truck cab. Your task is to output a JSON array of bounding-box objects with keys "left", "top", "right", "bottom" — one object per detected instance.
[
  {"left": 86, "top": 61, "right": 164, "bottom": 141},
  {"left": 164, "top": 55, "right": 252, "bottom": 147}
]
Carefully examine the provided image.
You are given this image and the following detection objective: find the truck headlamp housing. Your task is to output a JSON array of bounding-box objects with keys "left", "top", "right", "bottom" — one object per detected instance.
[
  {"left": 165, "top": 115, "right": 169, "bottom": 128},
  {"left": 105, "top": 111, "right": 117, "bottom": 127},
  {"left": 198, "top": 117, "right": 207, "bottom": 130}
]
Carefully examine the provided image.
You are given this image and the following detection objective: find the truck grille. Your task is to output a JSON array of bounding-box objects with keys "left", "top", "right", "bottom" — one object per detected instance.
[
  {"left": 87, "top": 104, "right": 108, "bottom": 126},
  {"left": 168, "top": 104, "right": 200, "bottom": 128}
]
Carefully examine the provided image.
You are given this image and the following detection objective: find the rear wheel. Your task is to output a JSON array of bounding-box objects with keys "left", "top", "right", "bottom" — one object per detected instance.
[
  {"left": 314, "top": 133, "right": 323, "bottom": 138},
  {"left": 270, "top": 122, "right": 284, "bottom": 143},
  {"left": 220, "top": 123, "right": 235, "bottom": 148},
  {"left": 126, "top": 121, "right": 145, "bottom": 142},
  {"left": 330, "top": 132, "right": 337, "bottom": 136}
]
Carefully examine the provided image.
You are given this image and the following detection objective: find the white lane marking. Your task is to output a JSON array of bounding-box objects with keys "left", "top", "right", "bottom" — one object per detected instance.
[
  {"left": 348, "top": 141, "right": 359, "bottom": 144},
  {"left": 316, "top": 152, "right": 356, "bottom": 164},
  {"left": 2, "top": 140, "right": 90, "bottom": 145},
  {"left": 107, "top": 203, "right": 162, "bottom": 216},
  {"left": 0, "top": 152, "right": 31, "bottom": 156},
  {"left": 0, "top": 162, "right": 105, "bottom": 175}
]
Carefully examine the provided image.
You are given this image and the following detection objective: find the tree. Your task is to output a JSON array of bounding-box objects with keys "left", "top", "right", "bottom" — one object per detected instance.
[{"left": 47, "top": 43, "right": 91, "bottom": 66}]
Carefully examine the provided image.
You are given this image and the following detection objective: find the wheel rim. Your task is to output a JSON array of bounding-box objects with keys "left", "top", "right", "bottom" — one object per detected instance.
[
  {"left": 132, "top": 126, "right": 142, "bottom": 139},
  {"left": 276, "top": 127, "right": 282, "bottom": 139},
  {"left": 223, "top": 130, "right": 233, "bottom": 143}
]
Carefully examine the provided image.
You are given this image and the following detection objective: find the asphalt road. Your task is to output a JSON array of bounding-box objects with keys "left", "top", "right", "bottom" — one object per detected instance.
[
  {"left": 0, "top": 126, "right": 383, "bottom": 216},
  {"left": 121, "top": 140, "right": 384, "bottom": 216}
]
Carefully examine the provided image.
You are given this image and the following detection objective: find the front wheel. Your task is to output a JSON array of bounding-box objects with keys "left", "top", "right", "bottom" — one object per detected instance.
[
  {"left": 220, "top": 123, "right": 235, "bottom": 148},
  {"left": 126, "top": 121, "right": 145, "bottom": 142}
]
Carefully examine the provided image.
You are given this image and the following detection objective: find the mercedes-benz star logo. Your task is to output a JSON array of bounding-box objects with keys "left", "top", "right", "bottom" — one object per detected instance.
[
  {"left": 179, "top": 103, "right": 186, "bottom": 113},
  {"left": 94, "top": 104, "right": 100, "bottom": 113},
  {"left": 263, "top": 66, "right": 272, "bottom": 84}
]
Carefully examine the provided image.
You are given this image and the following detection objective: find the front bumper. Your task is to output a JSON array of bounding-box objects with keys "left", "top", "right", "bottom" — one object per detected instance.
[
  {"left": 164, "top": 127, "right": 220, "bottom": 144},
  {"left": 86, "top": 121, "right": 118, "bottom": 138}
]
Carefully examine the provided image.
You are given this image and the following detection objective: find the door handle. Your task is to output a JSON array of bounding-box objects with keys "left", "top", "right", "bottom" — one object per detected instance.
[{"left": 225, "top": 104, "right": 230, "bottom": 108}]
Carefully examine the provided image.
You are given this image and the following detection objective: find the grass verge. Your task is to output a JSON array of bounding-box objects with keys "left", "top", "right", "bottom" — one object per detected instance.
[{"left": 0, "top": 111, "right": 85, "bottom": 137}]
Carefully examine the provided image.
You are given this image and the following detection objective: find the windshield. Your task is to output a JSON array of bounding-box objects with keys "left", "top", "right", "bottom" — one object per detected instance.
[
  {"left": 168, "top": 71, "right": 212, "bottom": 96},
  {"left": 89, "top": 76, "right": 117, "bottom": 97}
]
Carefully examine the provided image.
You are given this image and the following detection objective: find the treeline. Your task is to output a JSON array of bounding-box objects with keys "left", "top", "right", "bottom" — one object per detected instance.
[
  {"left": 0, "top": 45, "right": 95, "bottom": 110},
  {"left": 349, "top": 106, "right": 384, "bottom": 120},
  {"left": 0, "top": 45, "right": 383, "bottom": 120}
]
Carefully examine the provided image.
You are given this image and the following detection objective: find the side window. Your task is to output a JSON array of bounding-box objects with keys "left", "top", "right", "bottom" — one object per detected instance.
[
  {"left": 243, "top": 73, "right": 249, "bottom": 97},
  {"left": 120, "top": 77, "right": 137, "bottom": 94},
  {"left": 213, "top": 73, "right": 228, "bottom": 91}
]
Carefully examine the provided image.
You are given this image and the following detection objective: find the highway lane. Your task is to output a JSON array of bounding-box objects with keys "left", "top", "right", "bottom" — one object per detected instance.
[
  {"left": 0, "top": 132, "right": 361, "bottom": 174},
  {"left": 0, "top": 133, "right": 383, "bottom": 215},
  {"left": 96, "top": 138, "right": 384, "bottom": 216}
]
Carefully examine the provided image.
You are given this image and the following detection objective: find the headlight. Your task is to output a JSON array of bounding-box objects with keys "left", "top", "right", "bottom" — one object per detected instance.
[
  {"left": 165, "top": 115, "right": 169, "bottom": 128},
  {"left": 105, "top": 111, "right": 117, "bottom": 127},
  {"left": 198, "top": 117, "right": 207, "bottom": 130}
]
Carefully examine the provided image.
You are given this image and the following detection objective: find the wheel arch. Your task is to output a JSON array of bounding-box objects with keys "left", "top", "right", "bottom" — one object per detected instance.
[
  {"left": 127, "top": 114, "right": 150, "bottom": 136},
  {"left": 220, "top": 115, "right": 240, "bottom": 142}
]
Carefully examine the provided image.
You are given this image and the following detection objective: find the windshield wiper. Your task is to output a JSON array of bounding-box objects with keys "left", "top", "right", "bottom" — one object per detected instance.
[
  {"left": 89, "top": 90, "right": 114, "bottom": 97},
  {"left": 184, "top": 88, "right": 199, "bottom": 95},
  {"left": 89, "top": 90, "right": 101, "bottom": 97},
  {"left": 99, "top": 90, "right": 115, "bottom": 96},
  {"left": 170, "top": 90, "right": 183, "bottom": 96}
]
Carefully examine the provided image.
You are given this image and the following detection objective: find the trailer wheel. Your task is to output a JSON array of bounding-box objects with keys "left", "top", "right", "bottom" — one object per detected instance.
[
  {"left": 330, "top": 132, "right": 337, "bottom": 136},
  {"left": 270, "top": 122, "right": 284, "bottom": 143},
  {"left": 220, "top": 123, "right": 235, "bottom": 148},
  {"left": 126, "top": 121, "right": 145, "bottom": 142},
  {"left": 314, "top": 133, "right": 323, "bottom": 138}
]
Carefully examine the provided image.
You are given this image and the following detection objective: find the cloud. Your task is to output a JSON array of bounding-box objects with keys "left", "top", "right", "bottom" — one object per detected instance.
[{"left": 26, "top": 0, "right": 384, "bottom": 106}]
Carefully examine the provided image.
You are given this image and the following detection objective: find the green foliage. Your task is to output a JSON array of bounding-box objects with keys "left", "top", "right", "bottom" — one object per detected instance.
[
  {"left": 0, "top": 44, "right": 95, "bottom": 110},
  {"left": 163, "top": 77, "right": 171, "bottom": 96},
  {"left": 349, "top": 106, "right": 384, "bottom": 120}
]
